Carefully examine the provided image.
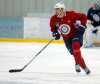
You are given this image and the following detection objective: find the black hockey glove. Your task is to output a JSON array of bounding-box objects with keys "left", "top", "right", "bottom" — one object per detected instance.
[
  {"left": 75, "top": 25, "right": 86, "bottom": 36},
  {"left": 52, "top": 31, "right": 60, "bottom": 40},
  {"left": 75, "top": 20, "right": 86, "bottom": 35}
]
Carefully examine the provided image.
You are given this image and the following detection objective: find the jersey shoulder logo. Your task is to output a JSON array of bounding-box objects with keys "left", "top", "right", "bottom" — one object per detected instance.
[{"left": 59, "top": 24, "right": 70, "bottom": 35}]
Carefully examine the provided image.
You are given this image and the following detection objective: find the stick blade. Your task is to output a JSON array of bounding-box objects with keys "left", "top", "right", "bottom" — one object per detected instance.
[{"left": 9, "top": 69, "right": 23, "bottom": 73}]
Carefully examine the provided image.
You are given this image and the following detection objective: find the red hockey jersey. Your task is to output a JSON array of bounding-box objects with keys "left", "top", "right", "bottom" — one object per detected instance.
[{"left": 50, "top": 11, "right": 87, "bottom": 39}]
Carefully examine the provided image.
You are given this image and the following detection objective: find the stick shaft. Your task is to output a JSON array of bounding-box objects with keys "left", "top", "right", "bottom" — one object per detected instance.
[{"left": 9, "top": 39, "right": 54, "bottom": 73}]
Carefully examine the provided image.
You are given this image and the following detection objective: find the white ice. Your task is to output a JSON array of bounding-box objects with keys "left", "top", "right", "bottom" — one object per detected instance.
[{"left": 0, "top": 42, "right": 100, "bottom": 84}]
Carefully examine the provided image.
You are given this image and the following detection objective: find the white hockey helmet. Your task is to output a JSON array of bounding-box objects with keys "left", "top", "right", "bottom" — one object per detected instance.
[{"left": 54, "top": 2, "right": 65, "bottom": 11}]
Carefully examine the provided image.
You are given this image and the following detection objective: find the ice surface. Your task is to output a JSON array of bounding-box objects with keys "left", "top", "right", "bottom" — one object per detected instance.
[{"left": 0, "top": 42, "right": 100, "bottom": 84}]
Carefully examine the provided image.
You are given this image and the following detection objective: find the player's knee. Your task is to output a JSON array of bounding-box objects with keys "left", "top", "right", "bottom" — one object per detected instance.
[{"left": 72, "top": 41, "right": 80, "bottom": 53}]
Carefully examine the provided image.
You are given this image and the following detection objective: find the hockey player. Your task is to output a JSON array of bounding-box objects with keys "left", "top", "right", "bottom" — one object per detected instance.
[
  {"left": 50, "top": 2, "right": 91, "bottom": 75},
  {"left": 84, "top": 2, "right": 100, "bottom": 47}
]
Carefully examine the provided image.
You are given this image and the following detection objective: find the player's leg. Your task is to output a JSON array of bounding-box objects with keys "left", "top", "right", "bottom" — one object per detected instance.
[
  {"left": 96, "top": 26, "right": 100, "bottom": 40},
  {"left": 72, "top": 39, "right": 86, "bottom": 69},
  {"left": 63, "top": 38, "right": 73, "bottom": 55},
  {"left": 84, "top": 23, "right": 95, "bottom": 48},
  {"left": 63, "top": 38, "right": 81, "bottom": 72},
  {"left": 72, "top": 36, "right": 90, "bottom": 74}
]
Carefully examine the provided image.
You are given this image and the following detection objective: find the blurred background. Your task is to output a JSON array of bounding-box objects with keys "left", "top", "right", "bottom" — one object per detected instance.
[{"left": 0, "top": 0, "right": 99, "bottom": 42}]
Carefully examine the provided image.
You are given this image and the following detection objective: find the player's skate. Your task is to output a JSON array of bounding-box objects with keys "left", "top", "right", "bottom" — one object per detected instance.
[
  {"left": 84, "top": 67, "right": 91, "bottom": 75},
  {"left": 75, "top": 64, "right": 81, "bottom": 72}
]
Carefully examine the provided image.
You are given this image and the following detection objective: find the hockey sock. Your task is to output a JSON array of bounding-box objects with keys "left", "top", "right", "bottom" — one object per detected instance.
[{"left": 72, "top": 41, "right": 86, "bottom": 69}]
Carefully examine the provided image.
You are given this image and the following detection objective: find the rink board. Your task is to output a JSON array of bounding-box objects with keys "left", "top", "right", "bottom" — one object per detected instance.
[{"left": 0, "top": 38, "right": 64, "bottom": 44}]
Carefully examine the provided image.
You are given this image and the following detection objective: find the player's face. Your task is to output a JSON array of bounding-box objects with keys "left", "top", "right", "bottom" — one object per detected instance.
[
  {"left": 54, "top": 8, "right": 65, "bottom": 18},
  {"left": 93, "top": 3, "right": 100, "bottom": 10},
  {"left": 94, "top": 4, "right": 100, "bottom": 10},
  {"left": 93, "top": 4, "right": 97, "bottom": 9}
]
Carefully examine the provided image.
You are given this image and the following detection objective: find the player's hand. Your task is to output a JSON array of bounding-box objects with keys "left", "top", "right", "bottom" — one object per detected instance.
[
  {"left": 52, "top": 31, "right": 60, "bottom": 40},
  {"left": 75, "top": 20, "right": 81, "bottom": 28},
  {"left": 74, "top": 25, "right": 85, "bottom": 37}
]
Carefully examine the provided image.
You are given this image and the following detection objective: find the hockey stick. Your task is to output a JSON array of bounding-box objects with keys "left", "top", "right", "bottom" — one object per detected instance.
[{"left": 9, "top": 39, "right": 54, "bottom": 73}]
